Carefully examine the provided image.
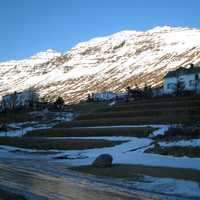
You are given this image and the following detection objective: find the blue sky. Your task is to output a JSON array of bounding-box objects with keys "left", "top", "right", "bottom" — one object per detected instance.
[{"left": 0, "top": 0, "right": 200, "bottom": 61}]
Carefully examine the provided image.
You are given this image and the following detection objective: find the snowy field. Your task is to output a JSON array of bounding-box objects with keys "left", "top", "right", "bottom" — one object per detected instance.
[
  {"left": 0, "top": 110, "right": 74, "bottom": 137},
  {"left": 159, "top": 139, "right": 200, "bottom": 147},
  {"left": 0, "top": 124, "right": 199, "bottom": 170},
  {"left": 0, "top": 123, "right": 199, "bottom": 199}
]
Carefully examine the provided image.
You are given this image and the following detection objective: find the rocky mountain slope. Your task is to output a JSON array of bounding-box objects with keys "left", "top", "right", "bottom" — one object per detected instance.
[{"left": 1, "top": 26, "right": 200, "bottom": 104}]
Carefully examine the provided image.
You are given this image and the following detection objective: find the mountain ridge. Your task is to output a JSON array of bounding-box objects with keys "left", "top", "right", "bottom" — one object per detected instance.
[{"left": 1, "top": 26, "right": 200, "bottom": 103}]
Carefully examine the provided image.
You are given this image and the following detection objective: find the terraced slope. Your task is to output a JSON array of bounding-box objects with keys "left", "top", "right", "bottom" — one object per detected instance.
[{"left": 57, "top": 97, "right": 200, "bottom": 127}]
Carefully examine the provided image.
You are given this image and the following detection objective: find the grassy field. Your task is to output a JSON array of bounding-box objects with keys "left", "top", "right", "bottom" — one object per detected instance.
[
  {"left": 145, "top": 145, "right": 200, "bottom": 157},
  {"left": 0, "top": 189, "right": 26, "bottom": 200},
  {"left": 147, "top": 127, "right": 200, "bottom": 157},
  {"left": 65, "top": 101, "right": 110, "bottom": 114},
  {"left": 76, "top": 108, "right": 200, "bottom": 120},
  {"left": 155, "top": 127, "right": 200, "bottom": 140},
  {"left": 53, "top": 96, "right": 200, "bottom": 128},
  {"left": 96, "top": 99, "right": 200, "bottom": 113},
  {"left": 0, "top": 137, "right": 124, "bottom": 150},
  {"left": 55, "top": 114, "right": 198, "bottom": 128},
  {"left": 1, "top": 96, "right": 200, "bottom": 126},
  {"left": 71, "top": 164, "right": 200, "bottom": 182},
  {"left": 0, "top": 111, "right": 33, "bottom": 124},
  {"left": 25, "top": 127, "right": 154, "bottom": 137}
]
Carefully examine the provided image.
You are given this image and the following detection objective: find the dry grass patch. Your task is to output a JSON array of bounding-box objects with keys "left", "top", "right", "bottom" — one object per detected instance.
[
  {"left": 76, "top": 108, "right": 200, "bottom": 121},
  {"left": 155, "top": 127, "right": 200, "bottom": 141},
  {"left": 96, "top": 98, "right": 200, "bottom": 113},
  {"left": 55, "top": 114, "right": 199, "bottom": 128},
  {"left": 25, "top": 127, "right": 154, "bottom": 138},
  {"left": 66, "top": 101, "right": 110, "bottom": 114},
  {"left": 0, "top": 111, "right": 33, "bottom": 124},
  {"left": 71, "top": 164, "right": 200, "bottom": 182},
  {"left": 145, "top": 145, "right": 200, "bottom": 158},
  {"left": 0, "top": 189, "right": 26, "bottom": 200},
  {"left": 0, "top": 137, "right": 124, "bottom": 150}
]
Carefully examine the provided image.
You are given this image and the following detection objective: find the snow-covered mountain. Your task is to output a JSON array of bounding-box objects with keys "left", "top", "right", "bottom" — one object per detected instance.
[{"left": 1, "top": 26, "right": 200, "bottom": 103}]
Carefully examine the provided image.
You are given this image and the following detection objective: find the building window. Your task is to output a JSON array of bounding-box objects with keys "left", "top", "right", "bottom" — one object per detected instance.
[
  {"left": 189, "top": 80, "right": 195, "bottom": 87},
  {"left": 167, "top": 83, "right": 175, "bottom": 89}
]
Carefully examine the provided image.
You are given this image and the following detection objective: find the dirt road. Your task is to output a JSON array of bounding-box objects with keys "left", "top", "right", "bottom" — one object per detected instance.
[{"left": 0, "top": 158, "right": 164, "bottom": 200}]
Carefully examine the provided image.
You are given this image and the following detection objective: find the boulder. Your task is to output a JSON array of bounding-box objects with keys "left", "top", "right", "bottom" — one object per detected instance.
[{"left": 92, "top": 154, "right": 113, "bottom": 168}]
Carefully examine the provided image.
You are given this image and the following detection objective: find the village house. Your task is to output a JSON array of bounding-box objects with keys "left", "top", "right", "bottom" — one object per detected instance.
[
  {"left": 89, "top": 91, "right": 127, "bottom": 102},
  {"left": 0, "top": 90, "right": 39, "bottom": 112},
  {"left": 164, "top": 64, "right": 200, "bottom": 95},
  {"left": 93, "top": 91, "right": 118, "bottom": 101}
]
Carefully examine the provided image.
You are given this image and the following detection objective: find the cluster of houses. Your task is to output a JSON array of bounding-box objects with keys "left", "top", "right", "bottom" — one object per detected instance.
[
  {"left": 0, "top": 88, "right": 68, "bottom": 113},
  {"left": 87, "top": 92, "right": 127, "bottom": 102},
  {"left": 0, "top": 89, "right": 39, "bottom": 112},
  {"left": 164, "top": 64, "right": 200, "bottom": 95},
  {"left": 0, "top": 64, "right": 200, "bottom": 112},
  {"left": 89, "top": 64, "right": 200, "bottom": 101}
]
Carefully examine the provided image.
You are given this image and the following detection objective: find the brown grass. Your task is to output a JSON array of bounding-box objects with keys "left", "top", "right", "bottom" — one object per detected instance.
[
  {"left": 25, "top": 127, "right": 154, "bottom": 138},
  {"left": 0, "top": 137, "right": 124, "bottom": 150},
  {"left": 145, "top": 145, "right": 200, "bottom": 157},
  {"left": 71, "top": 164, "right": 200, "bottom": 182},
  {"left": 154, "top": 127, "right": 200, "bottom": 140},
  {"left": 0, "top": 111, "right": 33, "bottom": 124},
  {"left": 55, "top": 114, "right": 199, "bottom": 128},
  {"left": 69, "top": 97, "right": 200, "bottom": 125},
  {"left": 66, "top": 101, "right": 110, "bottom": 114},
  {"left": 0, "top": 189, "right": 26, "bottom": 200},
  {"left": 96, "top": 99, "right": 200, "bottom": 113},
  {"left": 76, "top": 108, "right": 200, "bottom": 120}
]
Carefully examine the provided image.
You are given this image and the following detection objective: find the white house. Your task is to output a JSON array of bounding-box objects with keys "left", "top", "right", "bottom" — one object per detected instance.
[
  {"left": 0, "top": 90, "right": 39, "bottom": 112},
  {"left": 164, "top": 64, "right": 200, "bottom": 94},
  {"left": 92, "top": 91, "right": 128, "bottom": 101},
  {"left": 93, "top": 91, "right": 117, "bottom": 101}
]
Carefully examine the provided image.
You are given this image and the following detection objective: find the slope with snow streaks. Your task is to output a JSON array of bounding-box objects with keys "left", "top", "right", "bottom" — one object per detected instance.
[{"left": 1, "top": 26, "right": 200, "bottom": 103}]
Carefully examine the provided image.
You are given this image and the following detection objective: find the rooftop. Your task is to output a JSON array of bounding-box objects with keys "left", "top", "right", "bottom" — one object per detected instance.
[{"left": 165, "top": 64, "right": 200, "bottom": 78}]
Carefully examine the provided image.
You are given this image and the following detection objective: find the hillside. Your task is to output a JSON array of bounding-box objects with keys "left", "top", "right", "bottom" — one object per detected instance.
[
  {"left": 1, "top": 26, "right": 200, "bottom": 103},
  {"left": 54, "top": 96, "right": 200, "bottom": 128}
]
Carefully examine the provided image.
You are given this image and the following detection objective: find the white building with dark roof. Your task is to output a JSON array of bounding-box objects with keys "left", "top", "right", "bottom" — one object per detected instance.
[
  {"left": 164, "top": 64, "right": 200, "bottom": 94},
  {"left": 0, "top": 90, "right": 39, "bottom": 112},
  {"left": 93, "top": 91, "right": 117, "bottom": 101}
]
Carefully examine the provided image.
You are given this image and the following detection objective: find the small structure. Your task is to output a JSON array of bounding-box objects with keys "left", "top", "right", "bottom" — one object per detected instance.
[
  {"left": 0, "top": 90, "right": 39, "bottom": 112},
  {"left": 93, "top": 91, "right": 117, "bottom": 101},
  {"left": 164, "top": 64, "right": 200, "bottom": 95},
  {"left": 91, "top": 91, "right": 128, "bottom": 102}
]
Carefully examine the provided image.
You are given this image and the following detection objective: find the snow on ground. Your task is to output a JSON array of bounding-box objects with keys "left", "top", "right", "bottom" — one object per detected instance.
[
  {"left": 1, "top": 124, "right": 200, "bottom": 170},
  {"left": 29, "top": 109, "right": 74, "bottom": 122},
  {"left": 151, "top": 125, "right": 171, "bottom": 137},
  {"left": 0, "top": 124, "right": 200, "bottom": 199},
  {"left": 159, "top": 139, "right": 200, "bottom": 147},
  {"left": 132, "top": 175, "right": 200, "bottom": 199},
  {"left": 50, "top": 135, "right": 200, "bottom": 170},
  {"left": 42, "top": 125, "right": 200, "bottom": 170},
  {"left": 0, "top": 123, "right": 54, "bottom": 137},
  {"left": 0, "top": 111, "right": 74, "bottom": 137},
  {"left": 55, "top": 112, "right": 74, "bottom": 121}
]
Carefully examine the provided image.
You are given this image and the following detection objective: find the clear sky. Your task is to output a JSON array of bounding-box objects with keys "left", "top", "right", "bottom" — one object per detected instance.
[{"left": 0, "top": 0, "right": 200, "bottom": 61}]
